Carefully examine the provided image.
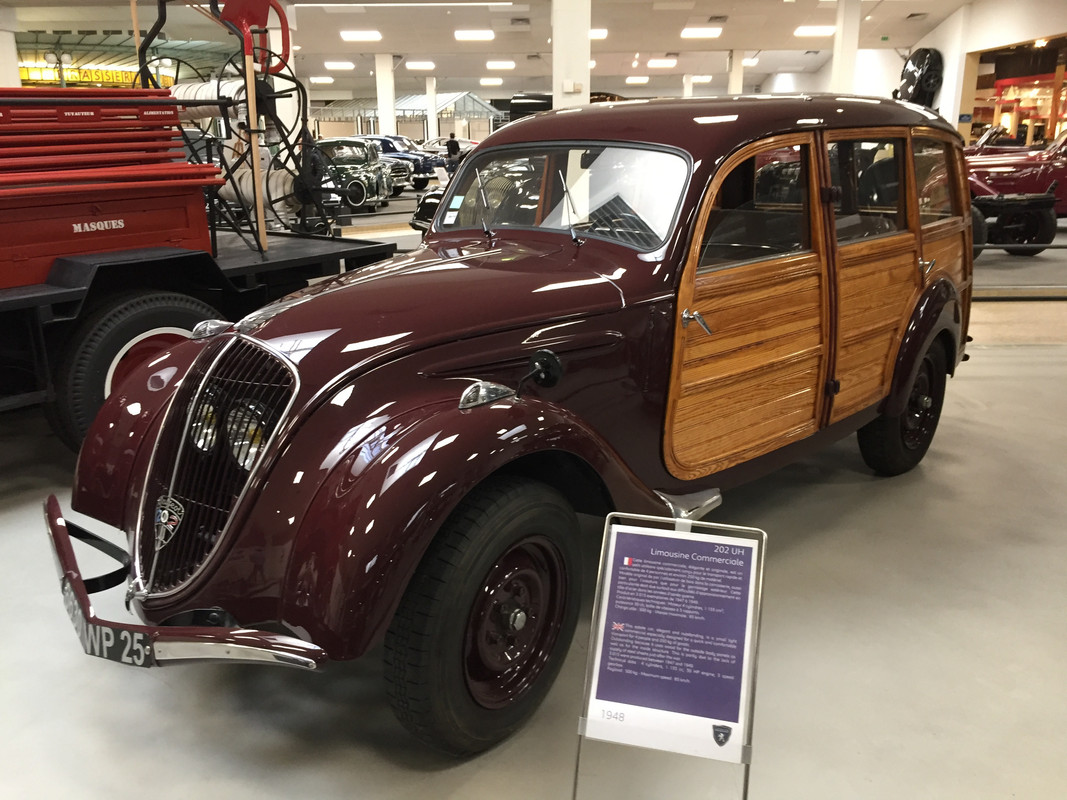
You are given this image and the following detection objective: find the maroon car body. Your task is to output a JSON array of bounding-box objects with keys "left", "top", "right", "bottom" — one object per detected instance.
[
  {"left": 47, "top": 95, "right": 972, "bottom": 755},
  {"left": 967, "top": 128, "right": 1067, "bottom": 216}
]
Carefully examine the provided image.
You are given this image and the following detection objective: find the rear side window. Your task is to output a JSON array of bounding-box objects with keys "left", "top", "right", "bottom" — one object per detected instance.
[
  {"left": 912, "top": 138, "right": 959, "bottom": 225},
  {"left": 699, "top": 144, "right": 811, "bottom": 268},
  {"left": 827, "top": 138, "right": 907, "bottom": 243}
]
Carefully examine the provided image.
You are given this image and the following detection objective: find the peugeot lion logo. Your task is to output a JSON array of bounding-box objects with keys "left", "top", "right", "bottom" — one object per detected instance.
[
  {"left": 713, "top": 724, "right": 732, "bottom": 746},
  {"left": 154, "top": 497, "right": 185, "bottom": 549}
]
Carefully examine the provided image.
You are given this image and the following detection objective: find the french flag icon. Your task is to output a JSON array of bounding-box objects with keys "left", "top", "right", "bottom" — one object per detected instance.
[{"left": 623, "top": 556, "right": 634, "bottom": 566}]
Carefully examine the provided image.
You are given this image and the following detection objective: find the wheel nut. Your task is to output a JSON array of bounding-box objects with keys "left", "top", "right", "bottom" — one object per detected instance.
[
  {"left": 918, "top": 395, "right": 933, "bottom": 410},
  {"left": 508, "top": 608, "right": 528, "bottom": 631}
]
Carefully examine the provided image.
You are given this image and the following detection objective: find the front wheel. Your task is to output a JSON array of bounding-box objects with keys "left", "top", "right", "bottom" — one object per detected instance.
[
  {"left": 384, "top": 476, "right": 581, "bottom": 756},
  {"left": 412, "top": 177, "right": 430, "bottom": 191},
  {"left": 857, "top": 341, "right": 947, "bottom": 476}
]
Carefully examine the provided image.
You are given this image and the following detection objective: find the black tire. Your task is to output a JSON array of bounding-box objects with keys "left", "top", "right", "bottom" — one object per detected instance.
[
  {"left": 390, "top": 185, "right": 404, "bottom": 198},
  {"left": 999, "top": 207, "right": 1056, "bottom": 256},
  {"left": 345, "top": 180, "right": 368, "bottom": 209},
  {"left": 412, "top": 177, "right": 430, "bottom": 191},
  {"left": 857, "top": 341, "right": 947, "bottom": 476},
  {"left": 47, "top": 291, "right": 220, "bottom": 450},
  {"left": 970, "top": 204, "right": 987, "bottom": 261},
  {"left": 384, "top": 476, "right": 581, "bottom": 756}
]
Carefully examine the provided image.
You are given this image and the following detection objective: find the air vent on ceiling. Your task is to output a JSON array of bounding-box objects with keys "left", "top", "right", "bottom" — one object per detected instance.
[
  {"left": 907, "top": 13, "right": 929, "bottom": 21},
  {"left": 527, "top": 53, "right": 542, "bottom": 60},
  {"left": 706, "top": 15, "right": 728, "bottom": 24}
]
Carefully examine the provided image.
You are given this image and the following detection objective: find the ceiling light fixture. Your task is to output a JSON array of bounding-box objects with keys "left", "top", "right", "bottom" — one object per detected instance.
[
  {"left": 742, "top": 56, "right": 759, "bottom": 67},
  {"left": 340, "top": 30, "right": 382, "bottom": 42},
  {"left": 626, "top": 76, "right": 649, "bottom": 85},
  {"left": 455, "top": 29, "right": 495, "bottom": 41},
  {"left": 324, "top": 61, "right": 355, "bottom": 70},
  {"left": 794, "top": 25, "right": 836, "bottom": 37},
  {"left": 681, "top": 26, "right": 722, "bottom": 38},
  {"left": 480, "top": 76, "right": 503, "bottom": 86},
  {"left": 648, "top": 58, "right": 677, "bottom": 68},
  {"left": 691, "top": 75, "right": 713, "bottom": 83},
  {"left": 589, "top": 60, "right": 596, "bottom": 69},
  {"left": 486, "top": 60, "right": 515, "bottom": 69},
  {"left": 309, "top": 76, "right": 335, "bottom": 84},
  {"left": 406, "top": 61, "right": 436, "bottom": 70},
  {"left": 589, "top": 28, "right": 608, "bottom": 39}
]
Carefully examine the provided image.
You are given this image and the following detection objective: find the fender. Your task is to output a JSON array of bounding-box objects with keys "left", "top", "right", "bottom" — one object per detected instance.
[
  {"left": 277, "top": 382, "right": 662, "bottom": 661},
  {"left": 882, "top": 278, "right": 961, "bottom": 418}
]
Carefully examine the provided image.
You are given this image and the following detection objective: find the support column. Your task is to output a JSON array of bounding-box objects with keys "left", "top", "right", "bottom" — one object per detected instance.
[
  {"left": 551, "top": 0, "right": 590, "bottom": 109},
  {"left": 375, "top": 52, "right": 397, "bottom": 135},
  {"left": 829, "top": 0, "right": 861, "bottom": 93},
  {"left": 727, "top": 51, "right": 743, "bottom": 95},
  {"left": 0, "top": 8, "right": 20, "bottom": 88},
  {"left": 425, "top": 75, "right": 439, "bottom": 140},
  {"left": 269, "top": 3, "right": 300, "bottom": 140},
  {"left": 682, "top": 73, "right": 694, "bottom": 98},
  {"left": 956, "top": 51, "right": 980, "bottom": 142}
]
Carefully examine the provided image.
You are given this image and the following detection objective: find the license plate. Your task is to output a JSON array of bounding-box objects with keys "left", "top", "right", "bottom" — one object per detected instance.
[{"left": 61, "top": 578, "right": 152, "bottom": 667}]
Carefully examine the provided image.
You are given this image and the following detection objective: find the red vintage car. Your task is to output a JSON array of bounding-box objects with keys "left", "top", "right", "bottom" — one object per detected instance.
[{"left": 47, "top": 95, "right": 973, "bottom": 756}]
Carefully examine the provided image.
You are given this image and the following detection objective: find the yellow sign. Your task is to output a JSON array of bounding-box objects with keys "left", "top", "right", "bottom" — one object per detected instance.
[{"left": 18, "top": 66, "right": 174, "bottom": 88}]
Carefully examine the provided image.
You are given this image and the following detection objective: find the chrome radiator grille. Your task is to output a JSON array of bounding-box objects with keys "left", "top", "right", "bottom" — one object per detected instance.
[{"left": 139, "top": 336, "right": 296, "bottom": 594}]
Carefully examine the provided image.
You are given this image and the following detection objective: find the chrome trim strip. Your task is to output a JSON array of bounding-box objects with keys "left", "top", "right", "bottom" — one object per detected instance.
[
  {"left": 152, "top": 639, "right": 319, "bottom": 670},
  {"left": 654, "top": 487, "right": 723, "bottom": 520}
]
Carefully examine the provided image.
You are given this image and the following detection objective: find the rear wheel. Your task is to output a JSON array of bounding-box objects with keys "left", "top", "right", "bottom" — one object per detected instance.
[
  {"left": 412, "top": 177, "right": 430, "bottom": 191},
  {"left": 970, "top": 204, "right": 987, "bottom": 261},
  {"left": 48, "top": 291, "right": 219, "bottom": 450},
  {"left": 997, "top": 207, "right": 1056, "bottom": 256},
  {"left": 857, "top": 341, "right": 947, "bottom": 476},
  {"left": 384, "top": 476, "right": 581, "bottom": 756}
]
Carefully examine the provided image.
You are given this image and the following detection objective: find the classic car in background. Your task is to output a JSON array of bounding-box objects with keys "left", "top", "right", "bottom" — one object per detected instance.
[
  {"left": 966, "top": 127, "right": 1066, "bottom": 256},
  {"left": 357, "top": 133, "right": 444, "bottom": 190},
  {"left": 965, "top": 125, "right": 1051, "bottom": 155},
  {"left": 377, "top": 151, "right": 414, "bottom": 196},
  {"left": 47, "top": 96, "right": 972, "bottom": 758},
  {"left": 421, "top": 135, "right": 479, "bottom": 158},
  {"left": 409, "top": 185, "right": 443, "bottom": 231},
  {"left": 315, "top": 137, "right": 392, "bottom": 213}
]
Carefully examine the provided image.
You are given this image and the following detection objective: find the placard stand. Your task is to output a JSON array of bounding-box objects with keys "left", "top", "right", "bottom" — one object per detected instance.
[{"left": 572, "top": 512, "right": 766, "bottom": 799}]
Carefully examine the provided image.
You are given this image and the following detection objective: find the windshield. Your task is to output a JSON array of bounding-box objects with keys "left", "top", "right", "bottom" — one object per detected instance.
[
  {"left": 390, "top": 136, "right": 418, "bottom": 153},
  {"left": 319, "top": 143, "right": 369, "bottom": 165},
  {"left": 437, "top": 144, "right": 689, "bottom": 250}
]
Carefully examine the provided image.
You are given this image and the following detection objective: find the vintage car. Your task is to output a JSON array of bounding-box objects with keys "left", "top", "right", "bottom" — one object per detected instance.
[
  {"left": 47, "top": 95, "right": 973, "bottom": 757},
  {"left": 421, "top": 135, "right": 479, "bottom": 158},
  {"left": 314, "top": 137, "right": 392, "bottom": 213},
  {"left": 965, "top": 124, "right": 1049, "bottom": 155},
  {"left": 377, "top": 151, "right": 414, "bottom": 197},
  {"left": 357, "top": 133, "right": 444, "bottom": 190}
]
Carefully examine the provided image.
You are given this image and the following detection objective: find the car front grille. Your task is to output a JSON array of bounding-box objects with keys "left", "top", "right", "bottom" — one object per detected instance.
[
  {"left": 137, "top": 336, "right": 297, "bottom": 595},
  {"left": 389, "top": 162, "right": 411, "bottom": 181}
]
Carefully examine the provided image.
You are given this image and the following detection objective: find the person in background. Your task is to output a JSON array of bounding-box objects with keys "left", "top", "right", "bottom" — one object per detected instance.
[{"left": 446, "top": 132, "right": 461, "bottom": 174}]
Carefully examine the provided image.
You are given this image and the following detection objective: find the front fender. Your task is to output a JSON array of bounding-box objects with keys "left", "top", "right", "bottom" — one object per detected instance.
[
  {"left": 278, "top": 387, "right": 657, "bottom": 660},
  {"left": 883, "top": 279, "right": 961, "bottom": 417}
]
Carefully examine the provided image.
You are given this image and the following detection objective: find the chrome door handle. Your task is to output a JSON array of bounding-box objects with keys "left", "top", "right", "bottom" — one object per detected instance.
[
  {"left": 681, "top": 308, "right": 713, "bottom": 336},
  {"left": 920, "top": 258, "right": 936, "bottom": 273}
]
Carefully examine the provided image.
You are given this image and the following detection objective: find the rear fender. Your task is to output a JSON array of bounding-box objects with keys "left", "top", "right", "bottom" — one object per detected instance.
[
  {"left": 882, "top": 279, "right": 961, "bottom": 418},
  {"left": 279, "top": 385, "right": 656, "bottom": 660}
]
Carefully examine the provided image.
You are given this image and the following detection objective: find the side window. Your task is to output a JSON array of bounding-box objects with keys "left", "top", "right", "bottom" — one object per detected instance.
[
  {"left": 827, "top": 138, "right": 907, "bottom": 243},
  {"left": 699, "top": 144, "right": 810, "bottom": 268},
  {"left": 912, "top": 138, "right": 959, "bottom": 225}
]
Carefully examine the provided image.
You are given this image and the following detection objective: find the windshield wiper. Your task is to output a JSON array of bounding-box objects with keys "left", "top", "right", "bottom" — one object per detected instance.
[
  {"left": 557, "top": 169, "right": 584, "bottom": 248},
  {"left": 474, "top": 168, "right": 495, "bottom": 241}
]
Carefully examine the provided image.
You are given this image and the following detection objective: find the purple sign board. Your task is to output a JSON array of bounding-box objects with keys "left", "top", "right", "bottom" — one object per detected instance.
[{"left": 581, "top": 514, "right": 765, "bottom": 763}]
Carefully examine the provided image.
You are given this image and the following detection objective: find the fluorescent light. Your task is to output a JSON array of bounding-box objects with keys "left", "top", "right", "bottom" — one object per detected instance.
[
  {"left": 681, "top": 26, "right": 722, "bottom": 38},
  {"left": 589, "top": 59, "right": 596, "bottom": 69},
  {"left": 589, "top": 28, "right": 608, "bottom": 39},
  {"left": 691, "top": 75, "right": 713, "bottom": 83},
  {"left": 648, "top": 58, "right": 677, "bottom": 68},
  {"left": 455, "top": 29, "right": 495, "bottom": 41},
  {"left": 309, "top": 76, "right": 335, "bottom": 84},
  {"left": 742, "top": 57, "right": 759, "bottom": 67},
  {"left": 480, "top": 77, "right": 504, "bottom": 86},
  {"left": 324, "top": 61, "right": 355, "bottom": 70},
  {"left": 406, "top": 61, "right": 436, "bottom": 70},
  {"left": 486, "top": 60, "right": 515, "bottom": 69},
  {"left": 626, "top": 76, "right": 649, "bottom": 85},
  {"left": 794, "top": 25, "right": 836, "bottom": 37},
  {"left": 340, "top": 30, "right": 382, "bottom": 42}
]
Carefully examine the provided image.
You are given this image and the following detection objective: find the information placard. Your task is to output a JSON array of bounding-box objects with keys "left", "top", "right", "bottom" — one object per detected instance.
[{"left": 580, "top": 513, "right": 765, "bottom": 763}]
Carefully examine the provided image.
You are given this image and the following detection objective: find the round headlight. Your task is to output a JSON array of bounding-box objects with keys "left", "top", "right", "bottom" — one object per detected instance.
[
  {"left": 189, "top": 396, "right": 219, "bottom": 452},
  {"left": 226, "top": 401, "right": 267, "bottom": 471}
]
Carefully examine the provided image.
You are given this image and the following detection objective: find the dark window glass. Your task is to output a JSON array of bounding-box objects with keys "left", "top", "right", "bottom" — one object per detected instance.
[
  {"left": 827, "top": 139, "right": 907, "bottom": 243},
  {"left": 912, "top": 139, "right": 958, "bottom": 225}
]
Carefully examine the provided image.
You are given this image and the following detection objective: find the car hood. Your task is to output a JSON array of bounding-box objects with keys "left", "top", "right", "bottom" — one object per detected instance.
[{"left": 235, "top": 236, "right": 628, "bottom": 385}]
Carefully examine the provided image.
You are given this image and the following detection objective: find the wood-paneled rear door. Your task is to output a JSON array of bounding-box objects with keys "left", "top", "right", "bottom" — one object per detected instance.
[{"left": 664, "top": 135, "right": 832, "bottom": 481}]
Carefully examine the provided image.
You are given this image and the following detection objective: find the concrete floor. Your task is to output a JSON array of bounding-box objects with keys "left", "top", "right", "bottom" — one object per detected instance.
[{"left": 2, "top": 223, "right": 1066, "bottom": 797}]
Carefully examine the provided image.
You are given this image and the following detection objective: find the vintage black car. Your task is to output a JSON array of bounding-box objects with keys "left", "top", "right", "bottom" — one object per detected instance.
[
  {"left": 315, "top": 137, "right": 393, "bottom": 212},
  {"left": 358, "top": 134, "right": 444, "bottom": 190}
]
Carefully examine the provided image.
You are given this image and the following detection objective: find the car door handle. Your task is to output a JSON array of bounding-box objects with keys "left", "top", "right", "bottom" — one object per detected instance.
[
  {"left": 920, "top": 258, "right": 936, "bottom": 273},
  {"left": 681, "top": 308, "right": 713, "bottom": 336}
]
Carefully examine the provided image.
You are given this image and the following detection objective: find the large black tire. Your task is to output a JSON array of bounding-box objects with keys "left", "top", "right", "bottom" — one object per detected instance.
[
  {"left": 998, "top": 207, "right": 1056, "bottom": 256},
  {"left": 970, "top": 204, "right": 987, "bottom": 261},
  {"left": 857, "top": 341, "right": 947, "bottom": 476},
  {"left": 384, "top": 476, "right": 581, "bottom": 756},
  {"left": 48, "top": 291, "right": 220, "bottom": 451},
  {"left": 412, "top": 177, "right": 430, "bottom": 191},
  {"left": 390, "top": 185, "right": 404, "bottom": 198}
]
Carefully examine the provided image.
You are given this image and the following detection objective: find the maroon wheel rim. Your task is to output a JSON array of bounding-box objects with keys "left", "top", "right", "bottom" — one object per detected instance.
[{"left": 463, "top": 535, "right": 568, "bottom": 710}]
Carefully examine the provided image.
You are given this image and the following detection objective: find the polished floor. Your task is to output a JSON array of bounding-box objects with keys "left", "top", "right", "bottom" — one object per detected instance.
[{"left": 2, "top": 247, "right": 1066, "bottom": 797}]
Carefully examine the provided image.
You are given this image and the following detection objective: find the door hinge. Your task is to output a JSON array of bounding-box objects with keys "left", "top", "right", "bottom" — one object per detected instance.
[
  {"left": 819, "top": 186, "right": 842, "bottom": 204},
  {"left": 825, "top": 378, "right": 841, "bottom": 396}
]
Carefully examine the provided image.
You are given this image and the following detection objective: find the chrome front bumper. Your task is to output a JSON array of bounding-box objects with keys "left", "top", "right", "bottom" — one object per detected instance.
[{"left": 44, "top": 495, "right": 327, "bottom": 671}]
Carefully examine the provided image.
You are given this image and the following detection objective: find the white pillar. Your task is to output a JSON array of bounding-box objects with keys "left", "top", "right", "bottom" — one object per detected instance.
[
  {"left": 269, "top": 3, "right": 300, "bottom": 140},
  {"left": 829, "top": 0, "right": 862, "bottom": 93},
  {"left": 682, "top": 73, "right": 694, "bottom": 98},
  {"left": 727, "top": 50, "right": 744, "bottom": 95},
  {"left": 551, "top": 0, "right": 590, "bottom": 109},
  {"left": 0, "top": 8, "right": 20, "bottom": 88},
  {"left": 425, "top": 75, "right": 439, "bottom": 140},
  {"left": 375, "top": 52, "right": 397, "bottom": 135}
]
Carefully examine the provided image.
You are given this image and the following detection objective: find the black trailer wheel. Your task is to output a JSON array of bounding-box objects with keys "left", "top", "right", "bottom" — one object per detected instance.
[
  {"left": 48, "top": 291, "right": 220, "bottom": 450},
  {"left": 384, "top": 476, "right": 581, "bottom": 756},
  {"left": 412, "top": 177, "right": 430, "bottom": 191},
  {"left": 997, "top": 207, "right": 1056, "bottom": 256},
  {"left": 857, "top": 341, "right": 947, "bottom": 476},
  {"left": 970, "top": 205, "right": 987, "bottom": 261}
]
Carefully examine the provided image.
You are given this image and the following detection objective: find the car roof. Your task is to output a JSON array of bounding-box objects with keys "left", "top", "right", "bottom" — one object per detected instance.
[{"left": 484, "top": 94, "right": 960, "bottom": 156}]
